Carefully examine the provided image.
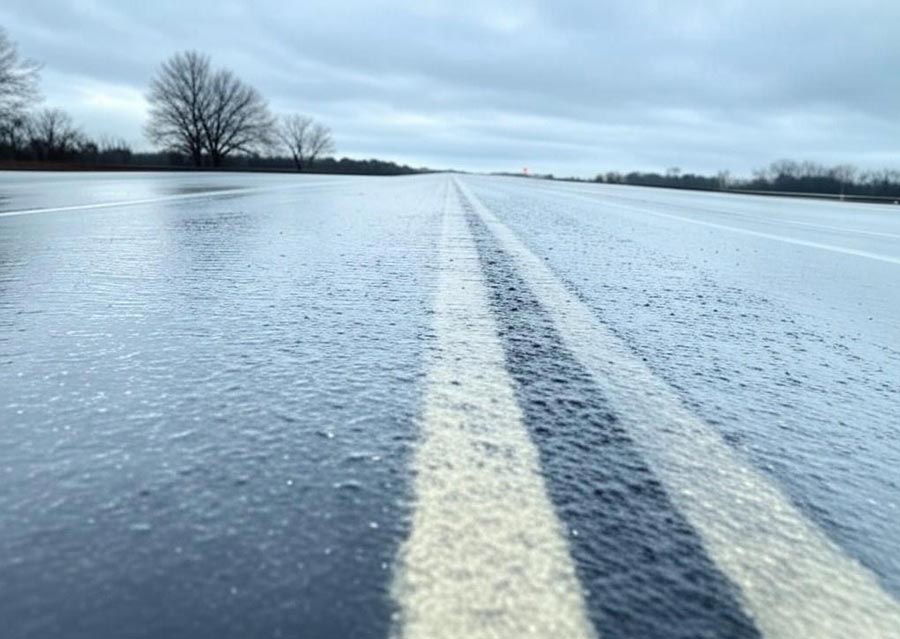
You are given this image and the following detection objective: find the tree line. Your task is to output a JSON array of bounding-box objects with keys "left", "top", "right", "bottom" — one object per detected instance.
[
  {"left": 0, "top": 27, "right": 423, "bottom": 175},
  {"left": 0, "top": 28, "right": 127, "bottom": 163},
  {"left": 595, "top": 161, "right": 900, "bottom": 199}
]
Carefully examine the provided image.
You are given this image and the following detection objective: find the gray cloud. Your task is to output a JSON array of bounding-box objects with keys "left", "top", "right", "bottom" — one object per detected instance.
[{"left": 2, "top": 0, "right": 898, "bottom": 175}]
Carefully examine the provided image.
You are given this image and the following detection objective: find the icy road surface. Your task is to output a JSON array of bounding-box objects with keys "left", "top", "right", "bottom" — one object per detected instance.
[{"left": 1, "top": 171, "right": 899, "bottom": 639}]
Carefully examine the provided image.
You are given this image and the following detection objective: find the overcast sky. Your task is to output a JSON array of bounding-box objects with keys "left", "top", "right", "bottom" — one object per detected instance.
[{"left": 2, "top": 0, "right": 898, "bottom": 176}]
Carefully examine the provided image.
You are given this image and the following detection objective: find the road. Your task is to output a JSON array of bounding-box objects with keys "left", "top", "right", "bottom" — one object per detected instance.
[{"left": 1, "top": 171, "right": 899, "bottom": 638}]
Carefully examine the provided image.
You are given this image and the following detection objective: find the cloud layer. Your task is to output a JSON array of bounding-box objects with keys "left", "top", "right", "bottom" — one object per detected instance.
[{"left": 2, "top": 0, "right": 898, "bottom": 175}]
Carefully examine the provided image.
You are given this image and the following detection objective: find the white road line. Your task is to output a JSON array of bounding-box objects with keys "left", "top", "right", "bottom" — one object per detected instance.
[
  {"left": 759, "top": 217, "right": 900, "bottom": 240},
  {"left": 390, "top": 180, "right": 597, "bottom": 639},
  {"left": 536, "top": 182, "right": 900, "bottom": 240},
  {"left": 522, "top": 183, "right": 900, "bottom": 265},
  {"left": 0, "top": 180, "right": 350, "bottom": 218},
  {"left": 456, "top": 178, "right": 900, "bottom": 638}
]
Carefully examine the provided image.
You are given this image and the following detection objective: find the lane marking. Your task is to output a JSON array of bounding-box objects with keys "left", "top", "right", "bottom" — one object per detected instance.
[
  {"left": 390, "top": 180, "right": 597, "bottom": 639},
  {"left": 516, "top": 182, "right": 900, "bottom": 265},
  {"left": 535, "top": 181, "right": 900, "bottom": 240},
  {"left": 457, "top": 178, "right": 900, "bottom": 639},
  {"left": 0, "top": 179, "right": 354, "bottom": 218}
]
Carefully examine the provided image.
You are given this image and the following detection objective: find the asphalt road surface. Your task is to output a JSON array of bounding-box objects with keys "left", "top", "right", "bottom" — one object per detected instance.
[{"left": 2, "top": 171, "right": 899, "bottom": 638}]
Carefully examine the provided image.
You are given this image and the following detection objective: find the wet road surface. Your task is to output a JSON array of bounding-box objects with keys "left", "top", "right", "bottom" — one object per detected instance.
[{"left": 1, "top": 171, "right": 899, "bottom": 638}]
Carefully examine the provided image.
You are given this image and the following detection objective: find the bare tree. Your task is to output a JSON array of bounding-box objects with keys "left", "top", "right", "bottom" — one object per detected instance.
[
  {"left": 799, "top": 160, "right": 827, "bottom": 178},
  {"left": 0, "top": 111, "right": 31, "bottom": 156},
  {"left": 96, "top": 134, "right": 133, "bottom": 164},
  {"left": 1, "top": 27, "right": 41, "bottom": 158},
  {"left": 28, "top": 108, "right": 85, "bottom": 161},
  {"left": 278, "top": 114, "right": 335, "bottom": 171},
  {"left": 716, "top": 170, "right": 732, "bottom": 190},
  {"left": 202, "top": 69, "right": 274, "bottom": 166},
  {"left": 145, "top": 51, "right": 211, "bottom": 166},
  {"left": 832, "top": 164, "right": 858, "bottom": 199},
  {"left": 0, "top": 27, "right": 41, "bottom": 119},
  {"left": 146, "top": 51, "right": 275, "bottom": 167},
  {"left": 863, "top": 168, "right": 900, "bottom": 192}
]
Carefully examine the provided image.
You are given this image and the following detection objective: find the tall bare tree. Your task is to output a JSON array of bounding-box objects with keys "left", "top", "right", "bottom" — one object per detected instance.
[
  {"left": 0, "top": 28, "right": 41, "bottom": 117},
  {"left": 278, "top": 114, "right": 335, "bottom": 171},
  {"left": 145, "top": 51, "right": 211, "bottom": 166},
  {"left": 146, "top": 51, "right": 274, "bottom": 167},
  {"left": 202, "top": 69, "right": 274, "bottom": 166}
]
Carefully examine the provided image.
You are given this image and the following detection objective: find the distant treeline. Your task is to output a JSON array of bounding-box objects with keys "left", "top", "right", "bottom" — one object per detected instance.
[
  {"left": 224, "top": 154, "right": 426, "bottom": 175},
  {"left": 595, "top": 161, "right": 900, "bottom": 199},
  {"left": 0, "top": 146, "right": 426, "bottom": 176},
  {"left": 0, "top": 109, "right": 424, "bottom": 176},
  {"left": 0, "top": 28, "right": 425, "bottom": 176}
]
